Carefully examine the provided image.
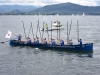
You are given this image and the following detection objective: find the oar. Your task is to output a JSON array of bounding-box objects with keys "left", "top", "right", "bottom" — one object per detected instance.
[
  {"left": 31, "top": 22, "right": 34, "bottom": 39},
  {"left": 42, "top": 22, "right": 44, "bottom": 43},
  {"left": 56, "top": 20, "right": 59, "bottom": 44},
  {"left": 28, "top": 23, "right": 32, "bottom": 37},
  {"left": 36, "top": 19, "right": 39, "bottom": 38},
  {"left": 22, "top": 21, "right": 26, "bottom": 38},
  {"left": 51, "top": 15, "right": 52, "bottom": 39},
  {"left": 59, "top": 22, "right": 60, "bottom": 40},
  {"left": 68, "top": 20, "right": 72, "bottom": 37},
  {"left": 45, "top": 16, "right": 49, "bottom": 42},
  {"left": 46, "top": 23, "right": 49, "bottom": 42},
  {"left": 0, "top": 40, "right": 10, "bottom": 43},
  {"left": 51, "top": 20, "right": 52, "bottom": 39},
  {"left": 77, "top": 20, "right": 79, "bottom": 40},
  {"left": 41, "top": 16, "right": 45, "bottom": 43},
  {"left": 67, "top": 21, "right": 69, "bottom": 44},
  {"left": 38, "top": 19, "right": 42, "bottom": 42}
]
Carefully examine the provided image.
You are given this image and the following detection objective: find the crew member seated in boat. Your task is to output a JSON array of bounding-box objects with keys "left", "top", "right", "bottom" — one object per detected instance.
[
  {"left": 51, "top": 39, "right": 56, "bottom": 46},
  {"left": 35, "top": 37, "right": 39, "bottom": 44},
  {"left": 43, "top": 38, "right": 47, "bottom": 45},
  {"left": 58, "top": 39, "right": 64, "bottom": 46},
  {"left": 69, "top": 39, "right": 73, "bottom": 45},
  {"left": 26, "top": 37, "right": 31, "bottom": 44},
  {"left": 78, "top": 39, "right": 82, "bottom": 45},
  {"left": 50, "top": 38, "right": 56, "bottom": 46},
  {"left": 33, "top": 38, "right": 36, "bottom": 43},
  {"left": 17, "top": 34, "right": 22, "bottom": 42}
]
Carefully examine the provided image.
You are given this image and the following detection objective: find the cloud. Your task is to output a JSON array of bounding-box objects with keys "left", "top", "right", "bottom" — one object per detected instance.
[{"left": 0, "top": 0, "right": 99, "bottom": 6}]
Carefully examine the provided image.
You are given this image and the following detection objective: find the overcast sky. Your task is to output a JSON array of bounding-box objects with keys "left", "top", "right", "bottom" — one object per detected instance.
[{"left": 0, "top": 0, "right": 100, "bottom": 6}]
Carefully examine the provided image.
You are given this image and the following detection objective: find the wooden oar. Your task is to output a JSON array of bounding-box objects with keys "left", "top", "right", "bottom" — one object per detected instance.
[
  {"left": 41, "top": 16, "right": 45, "bottom": 43},
  {"left": 77, "top": 20, "right": 79, "bottom": 40},
  {"left": 31, "top": 22, "right": 34, "bottom": 39},
  {"left": 38, "top": 19, "right": 42, "bottom": 42},
  {"left": 42, "top": 22, "right": 44, "bottom": 43},
  {"left": 45, "top": 16, "right": 49, "bottom": 42},
  {"left": 46, "top": 23, "right": 49, "bottom": 42},
  {"left": 56, "top": 20, "right": 59, "bottom": 44},
  {"left": 28, "top": 23, "right": 32, "bottom": 37},
  {"left": 68, "top": 20, "right": 72, "bottom": 37},
  {"left": 0, "top": 40, "right": 10, "bottom": 43},
  {"left": 36, "top": 19, "right": 39, "bottom": 38},
  {"left": 22, "top": 21, "right": 26, "bottom": 38},
  {"left": 51, "top": 20, "right": 52, "bottom": 39},
  {"left": 59, "top": 22, "right": 60, "bottom": 40},
  {"left": 67, "top": 21, "right": 69, "bottom": 44}
]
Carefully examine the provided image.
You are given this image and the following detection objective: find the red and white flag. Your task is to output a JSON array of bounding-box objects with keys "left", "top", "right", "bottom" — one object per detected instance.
[{"left": 5, "top": 30, "right": 12, "bottom": 39}]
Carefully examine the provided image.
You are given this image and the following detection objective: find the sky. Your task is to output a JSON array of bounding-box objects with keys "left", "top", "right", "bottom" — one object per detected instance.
[{"left": 0, "top": 0, "right": 100, "bottom": 6}]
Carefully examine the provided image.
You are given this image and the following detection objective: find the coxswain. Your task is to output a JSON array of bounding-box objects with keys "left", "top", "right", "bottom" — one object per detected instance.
[{"left": 17, "top": 34, "right": 22, "bottom": 42}]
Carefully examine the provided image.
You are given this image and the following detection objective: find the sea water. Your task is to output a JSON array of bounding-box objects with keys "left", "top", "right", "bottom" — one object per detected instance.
[{"left": 0, "top": 15, "right": 100, "bottom": 75}]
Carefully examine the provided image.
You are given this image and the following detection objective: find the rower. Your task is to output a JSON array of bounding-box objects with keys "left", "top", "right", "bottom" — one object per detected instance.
[
  {"left": 50, "top": 38, "right": 56, "bottom": 46},
  {"left": 35, "top": 37, "right": 39, "bottom": 44},
  {"left": 60, "top": 39, "right": 64, "bottom": 46},
  {"left": 69, "top": 39, "right": 73, "bottom": 45},
  {"left": 26, "top": 37, "right": 31, "bottom": 44},
  {"left": 78, "top": 39, "right": 82, "bottom": 45},
  {"left": 43, "top": 38, "right": 47, "bottom": 45},
  {"left": 33, "top": 38, "right": 36, "bottom": 43}
]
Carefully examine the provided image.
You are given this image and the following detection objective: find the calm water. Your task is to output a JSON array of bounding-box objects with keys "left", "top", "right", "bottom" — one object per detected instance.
[{"left": 0, "top": 15, "right": 100, "bottom": 75}]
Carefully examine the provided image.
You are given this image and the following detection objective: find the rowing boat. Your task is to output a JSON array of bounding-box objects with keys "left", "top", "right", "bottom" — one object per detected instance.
[{"left": 9, "top": 39, "right": 93, "bottom": 52}]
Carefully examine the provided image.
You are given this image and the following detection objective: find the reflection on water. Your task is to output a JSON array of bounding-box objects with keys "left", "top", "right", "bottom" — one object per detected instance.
[
  {"left": 10, "top": 45, "right": 93, "bottom": 58},
  {"left": 76, "top": 53, "right": 93, "bottom": 58}
]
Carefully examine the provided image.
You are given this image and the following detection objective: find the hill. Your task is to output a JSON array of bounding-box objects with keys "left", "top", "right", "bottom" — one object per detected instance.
[
  {"left": 0, "top": 5, "right": 40, "bottom": 13},
  {"left": 1, "top": 3, "right": 100, "bottom": 15},
  {"left": 30, "top": 2, "right": 100, "bottom": 15}
]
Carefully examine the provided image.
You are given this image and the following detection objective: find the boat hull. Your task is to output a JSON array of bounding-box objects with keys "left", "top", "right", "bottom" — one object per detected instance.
[
  {"left": 9, "top": 40, "right": 93, "bottom": 52},
  {"left": 52, "top": 26, "right": 64, "bottom": 30},
  {"left": 40, "top": 43, "right": 93, "bottom": 52},
  {"left": 41, "top": 26, "right": 64, "bottom": 31},
  {"left": 9, "top": 40, "right": 42, "bottom": 47}
]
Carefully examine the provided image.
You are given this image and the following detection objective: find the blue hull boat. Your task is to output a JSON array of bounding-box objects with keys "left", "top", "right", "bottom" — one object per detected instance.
[
  {"left": 40, "top": 44, "right": 93, "bottom": 52},
  {"left": 9, "top": 40, "right": 93, "bottom": 52},
  {"left": 9, "top": 39, "right": 42, "bottom": 47}
]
